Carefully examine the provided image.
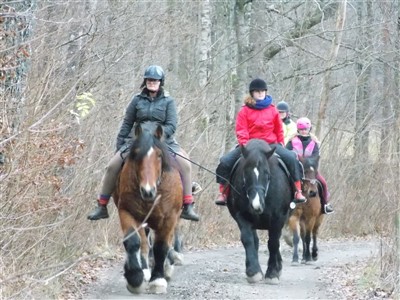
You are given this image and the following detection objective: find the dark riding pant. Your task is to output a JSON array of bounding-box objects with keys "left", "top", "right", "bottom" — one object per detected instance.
[
  {"left": 216, "top": 146, "right": 241, "bottom": 184},
  {"left": 216, "top": 143, "right": 302, "bottom": 185},
  {"left": 271, "top": 143, "right": 302, "bottom": 181}
]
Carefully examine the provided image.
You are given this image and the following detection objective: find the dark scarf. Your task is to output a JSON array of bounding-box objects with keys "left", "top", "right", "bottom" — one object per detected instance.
[
  {"left": 253, "top": 95, "right": 273, "bottom": 110},
  {"left": 283, "top": 117, "right": 291, "bottom": 125}
]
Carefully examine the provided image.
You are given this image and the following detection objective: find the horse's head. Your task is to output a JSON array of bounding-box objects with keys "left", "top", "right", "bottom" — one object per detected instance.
[
  {"left": 240, "top": 139, "right": 275, "bottom": 214},
  {"left": 129, "top": 124, "right": 170, "bottom": 202},
  {"left": 300, "top": 156, "right": 320, "bottom": 198}
]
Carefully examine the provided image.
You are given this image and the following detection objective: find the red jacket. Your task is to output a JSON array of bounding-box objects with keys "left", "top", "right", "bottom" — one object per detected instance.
[{"left": 236, "top": 104, "right": 284, "bottom": 146}]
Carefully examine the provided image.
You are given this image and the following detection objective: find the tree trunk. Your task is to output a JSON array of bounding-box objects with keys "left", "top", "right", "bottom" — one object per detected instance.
[
  {"left": 199, "top": 0, "right": 211, "bottom": 88},
  {"left": 354, "top": 0, "right": 372, "bottom": 160},
  {"left": 233, "top": 0, "right": 251, "bottom": 114},
  {"left": 0, "top": 1, "right": 35, "bottom": 139},
  {"left": 315, "top": 0, "right": 347, "bottom": 138}
]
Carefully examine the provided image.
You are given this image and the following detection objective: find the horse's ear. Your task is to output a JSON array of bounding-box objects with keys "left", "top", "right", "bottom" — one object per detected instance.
[
  {"left": 154, "top": 124, "right": 164, "bottom": 140},
  {"left": 134, "top": 124, "right": 142, "bottom": 137}
]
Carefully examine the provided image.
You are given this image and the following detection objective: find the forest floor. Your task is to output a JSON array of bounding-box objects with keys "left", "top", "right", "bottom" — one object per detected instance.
[{"left": 61, "top": 236, "right": 395, "bottom": 300}]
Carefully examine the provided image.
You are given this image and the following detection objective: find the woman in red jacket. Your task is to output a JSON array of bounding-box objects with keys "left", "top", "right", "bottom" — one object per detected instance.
[{"left": 215, "top": 78, "right": 306, "bottom": 205}]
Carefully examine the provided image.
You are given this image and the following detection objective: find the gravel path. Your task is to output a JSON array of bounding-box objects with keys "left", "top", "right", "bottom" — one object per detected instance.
[{"left": 82, "top": 237, "right": 379, "bottom": 299}]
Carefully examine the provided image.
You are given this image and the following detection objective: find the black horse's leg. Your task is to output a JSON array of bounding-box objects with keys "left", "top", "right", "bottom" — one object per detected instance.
[
  {"left": 236, "top": 215, "right": 263, "bottom": 283},
  {"left": 148, "top": 238, "right": 169, "bottom": 293},
  {"left": 123, "top": 227, "right": 146, "bottom": 294},
  {"left": 265, "top": 226, "right": 282, "bottom": 284}
]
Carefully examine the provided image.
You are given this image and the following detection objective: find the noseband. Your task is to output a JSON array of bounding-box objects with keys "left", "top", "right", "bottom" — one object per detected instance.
[{"left": 303, "top": 178, "right": 317, "bottom": 185}]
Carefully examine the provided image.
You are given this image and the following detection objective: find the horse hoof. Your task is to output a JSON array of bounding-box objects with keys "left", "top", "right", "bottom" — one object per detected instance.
[
  {"left": 149, "top": 278, "right": 168, "bottom": 294},
  {"left": 246, "top": 272, "right": 263, "bottom": 283},
  {"left": 164, "top": 263, "right": 175, "bottom": 280},
  {"left": 143, "top": 268, "right": 151, "bottom": 281},
  {"left": 126, "top": 282, "right": 147, "bottom": 294},
  {"left": 265, "top": 277, "right": 280, "bottom": 285},
  {"left": 171, "top": 250, "right": 184, "bottom": 265},
  {"left": 291, "top": 261, "right": 300, "bottom": 266}
]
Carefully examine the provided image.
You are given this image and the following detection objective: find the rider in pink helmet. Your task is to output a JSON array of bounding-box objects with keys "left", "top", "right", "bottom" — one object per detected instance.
[{"left": 286, "top": 117, "right": 334, "bottom": 214}]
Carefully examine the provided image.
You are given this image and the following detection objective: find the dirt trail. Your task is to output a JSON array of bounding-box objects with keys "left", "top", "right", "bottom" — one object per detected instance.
[{"left": 83, "top": 238, "right": 378, "bottom": 300}]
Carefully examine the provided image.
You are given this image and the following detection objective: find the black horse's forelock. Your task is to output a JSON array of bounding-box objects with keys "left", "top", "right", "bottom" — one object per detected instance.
[
  {"left": 129, "top": 131, "right": 172, "bottom": 172},
  {"left": 243, "top": 141, "right": 271, "bottom": 168}
]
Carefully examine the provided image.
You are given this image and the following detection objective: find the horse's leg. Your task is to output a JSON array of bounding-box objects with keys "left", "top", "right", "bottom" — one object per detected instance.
[
  {"left": 304, "top": 217, "right": 317, "bottom": 264},
  {"left": 311, "top": 232, "right": 318, "bottom": 261},
  {"left": 300, "top": 222, "right": 307, "bottom": 263},
  {"left": 312, "top": 215, "right": 324, "bottom": 261},
  {"left": 236, "top": 215, "right": 263, "bottom": 283},
  {"left": 288, "top": 215, "right": 300, "bottom": 265},
  {"left": 168, "top": 225, "right": 184, "bottom": 266},
  {"left": 148, "top": 224, "right": 175, "bottom": 294},
  {"left": 265, "top": 225, "right": 282, "bottom": 285},
  {"left": 119, "top": 209, "right": 148, "bottom": 294}
]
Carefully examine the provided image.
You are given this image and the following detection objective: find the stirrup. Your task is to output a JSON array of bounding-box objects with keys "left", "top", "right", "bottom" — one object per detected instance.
[
  {"left": 192, "top": 182, "right": 202, "bottom": 195},
  {"left": 324, "top": 204, "right": 334, "bottom": 214}
]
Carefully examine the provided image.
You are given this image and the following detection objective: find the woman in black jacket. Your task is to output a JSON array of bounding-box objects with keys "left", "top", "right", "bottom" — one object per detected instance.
[{"left": 87, "top": 65, "right": 199, "bottom": 222}]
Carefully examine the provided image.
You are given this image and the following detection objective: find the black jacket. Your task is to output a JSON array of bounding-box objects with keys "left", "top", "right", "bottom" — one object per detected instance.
[{"left": 116, "top": 88, "right": 178, "bottom": 151}]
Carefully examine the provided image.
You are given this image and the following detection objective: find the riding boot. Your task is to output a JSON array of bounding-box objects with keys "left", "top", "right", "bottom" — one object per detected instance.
[
  {"left": 293, "top": 181, "right": 307, "bottom": 204},
  {"left": 215, "top": 184, "right": 230, "bottom": 206},
  {"left": 181, "top": 203, "right": 200, "bottom": 221},
  {"left": 87, "top": 197, "right": 110, "bottom": 220},
  {"left": 180, "top": 195, "right": 200, "bottom": 221},
  {"left": 87, "top": 204, "right": 109, "bottom": 220}
]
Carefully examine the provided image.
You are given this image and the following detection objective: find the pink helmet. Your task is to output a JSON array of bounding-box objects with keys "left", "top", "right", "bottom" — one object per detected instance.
[{"left": 297, "top": 117, "right": 312, "bottom": 130}]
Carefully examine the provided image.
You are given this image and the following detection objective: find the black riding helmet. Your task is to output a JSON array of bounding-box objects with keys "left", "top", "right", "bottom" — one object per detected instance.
[
  {"left": 141, "top": 65, "right": 165, "bottom": 88},
  {"left": 249, "top": 78, "right": 268, "bottom": 93}
]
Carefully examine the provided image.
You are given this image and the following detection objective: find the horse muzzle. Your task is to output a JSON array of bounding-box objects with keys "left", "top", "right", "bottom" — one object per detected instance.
[
  {"left": 249, "top": 192, "right": 265, "bottom": 215},
  {"left": 140, "top": 186, "right": 157, "bottom": 202}
]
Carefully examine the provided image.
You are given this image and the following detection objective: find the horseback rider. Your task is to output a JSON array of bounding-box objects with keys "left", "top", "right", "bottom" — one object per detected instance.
[
  {"left": 277, "top": 101, "right": 297, "bottom": 144},
  {"left": 87, "top": 65, "right": 200, "bottom": 221},
  {"left": 286, "top": 117, "right": 334, "bottom": 214},
  {"left": 214, "top": 78, "right": 307, "bottom": 206}
]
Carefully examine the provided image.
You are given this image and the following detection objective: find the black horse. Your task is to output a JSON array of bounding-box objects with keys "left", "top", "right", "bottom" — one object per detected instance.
[{"left": 227, "top": 139, "right": 292, "bottom": 284}]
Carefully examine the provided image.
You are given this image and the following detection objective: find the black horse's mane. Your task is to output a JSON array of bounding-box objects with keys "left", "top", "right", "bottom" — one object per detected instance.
[{"left": 129, "top": 129, "right": 172, "bottom": 172}]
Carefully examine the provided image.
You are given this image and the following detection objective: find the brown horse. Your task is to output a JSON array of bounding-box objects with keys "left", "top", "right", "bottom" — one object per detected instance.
[
  {"left": 113, "top": 124, "right": 182, "bottom": 294},
  {"left": 287, "top": 155, "right": 324, "bottom": 265}
]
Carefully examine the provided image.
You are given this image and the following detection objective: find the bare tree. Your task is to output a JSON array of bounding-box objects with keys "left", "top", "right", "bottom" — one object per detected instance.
[
  {"left": 354, "top": 0, "right": 372, "bottom": 160},
  {"left": 315, "top": 0, "right": 347, "bottom": 137}
]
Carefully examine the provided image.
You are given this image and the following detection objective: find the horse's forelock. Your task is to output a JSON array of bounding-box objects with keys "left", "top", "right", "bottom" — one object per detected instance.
[
  {"left": 130, "top": 133, "right": 153, "bottom": 161},
  {"left": 304, "top": 156, "right": 319, "bottom": 171},
  {"left": 129, "top": 131, "right": 172, "bottom": 172},
  {"left": 245, "top": 142, "right": 270, "bottom": 165}
]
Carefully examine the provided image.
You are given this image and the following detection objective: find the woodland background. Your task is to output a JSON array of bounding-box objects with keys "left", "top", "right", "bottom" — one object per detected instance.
[{"left": 1, "top": 0, "right": 399, "bottom": 298}]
